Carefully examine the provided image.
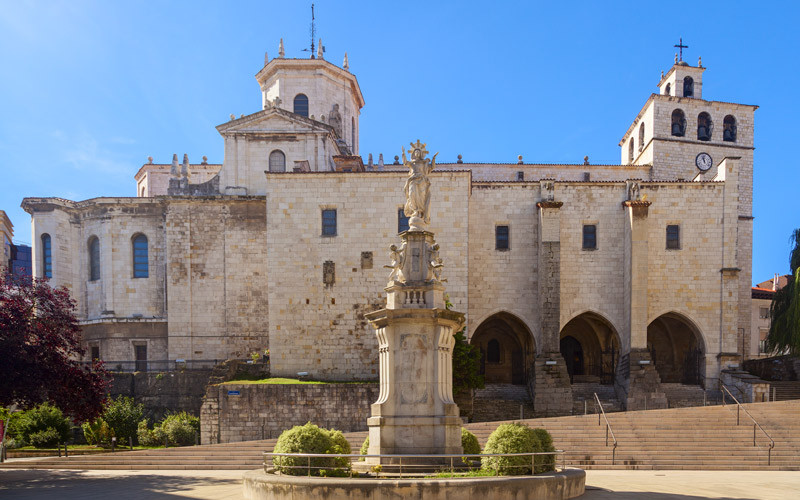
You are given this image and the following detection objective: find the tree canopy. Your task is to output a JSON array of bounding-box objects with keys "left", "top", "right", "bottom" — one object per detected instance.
[
  {"left": 0, "top": 273, "right": 109, "bottom": 422},
  {"left": 767, "top": 229, "right": 800, "bottom": 355}
]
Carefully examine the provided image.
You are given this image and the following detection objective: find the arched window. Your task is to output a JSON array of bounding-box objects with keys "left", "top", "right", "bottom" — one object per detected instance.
[
  {"left": 487, "top": 339, "right": 501, "bottom": 364},
  {"left": 293, "top": 94, "right": 309, "bottom": 117},
  {"left": 683, "top": 76, "right": 694, "bottom": 98},
  {"left": 132, "top": 234, "right": 148, "bottom": 278},
  {"left": 697, "top": 112, "right": 713, "bottom": 141},
  {"left": 41, "top": 234, "right": 52, "bottom": 278},
  {"left": 638, "top": 122, "right": 645, "bottom": 152},
  {"left": 88, "top": 236, "right": 100, "bottom": 281},
  {"left": 628, "top": 138, "right": 634, "bottom": 163},
  {"left": 665, "top": 83, "right": 671, "bottom": 96},
  {"left": 269, "top": 150, "right": 286, "bottom": 172},
  {"left": 671, "top": 109, "right": 686, "bottom": 137},
  {"left": 723, "top": 115, "right": 737, "bottom": 142},
  {"left": 140, "top": 187, "right": 145, "bottom": 197}
]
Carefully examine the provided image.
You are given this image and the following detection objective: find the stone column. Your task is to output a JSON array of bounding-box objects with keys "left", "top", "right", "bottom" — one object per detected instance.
[
  {"left": 364, "top": 230, "right": 464, "bottom": 464},
  {"left": 533, "top": 198, "right": 572, "bottom": 417},
  {"left": 619, "top": 197, "right": 666, "bottom": 410}
]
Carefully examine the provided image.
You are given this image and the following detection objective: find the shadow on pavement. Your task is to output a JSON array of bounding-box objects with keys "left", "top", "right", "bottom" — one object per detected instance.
[{"left": 584, "top": 486, "right": 757, "bottom": 500}]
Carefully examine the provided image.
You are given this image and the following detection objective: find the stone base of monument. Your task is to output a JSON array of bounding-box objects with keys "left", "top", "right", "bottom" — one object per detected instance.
[{"left": 242, "top": 468, "right": 586, "bottom": 500}]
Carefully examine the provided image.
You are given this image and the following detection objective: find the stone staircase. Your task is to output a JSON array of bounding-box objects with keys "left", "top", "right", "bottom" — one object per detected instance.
[
  {"left": 571, "top": 382, "right": 623, "bottom": 415},
  {"left": 3, "top": 401, "right": 798, "bottom": 471},
  {"left": 472, "top": 383, "right": 534, "bottom": 422},
  {"left": 769, "top": 381, "right": 800, "bottom": 401}
]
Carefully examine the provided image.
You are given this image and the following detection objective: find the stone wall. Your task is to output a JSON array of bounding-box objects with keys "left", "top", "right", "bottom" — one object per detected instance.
[
  {"left": 200, "top": 383, "right": 379, "bottom": 444},
  {"left": 743, "top": 356, "right": 799, "bottom": 382},
  {"left": 109, "top": 370, "right": 213, "bottom": 422}
]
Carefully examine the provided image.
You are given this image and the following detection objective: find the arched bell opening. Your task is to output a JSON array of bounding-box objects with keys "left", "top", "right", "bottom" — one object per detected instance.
[
  {"left": 559, "top": 312, "right": 621, "bottom": 384},
  {"left": 647, "top": 312, "right": 706, "bottom": 385},
  {"left": 470, "top": 312, "right": 535, "bottom": 385}
]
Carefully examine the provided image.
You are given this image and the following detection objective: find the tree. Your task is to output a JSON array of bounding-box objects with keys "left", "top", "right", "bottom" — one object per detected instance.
[
  {"left": 767, "top": 229, "right": 800, "bottom": 355},
  {"left": 102, "top": 396, "right": 143, "bottom": 443},
  {"left": 445, "top": 297, "right": 484, "bottom": 394},
  {"left": 0, "top": 273, "right": 110, "bottom": 422}
]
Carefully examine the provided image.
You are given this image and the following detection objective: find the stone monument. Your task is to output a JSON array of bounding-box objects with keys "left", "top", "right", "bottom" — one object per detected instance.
[{"left": 364, "top": 140, "right": 464, "bottom": 465}]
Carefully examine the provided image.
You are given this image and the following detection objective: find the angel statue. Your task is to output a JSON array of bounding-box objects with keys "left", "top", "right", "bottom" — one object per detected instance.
[
  {"left": 402, "top": 140, "right": 438, "bottom": 231},
  {"left": 384, "top": 243, "right": 405, "bottom": 283}
]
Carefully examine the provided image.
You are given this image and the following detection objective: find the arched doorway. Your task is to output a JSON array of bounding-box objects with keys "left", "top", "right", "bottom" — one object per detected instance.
[
  {"left": 559, "top": 312, "right": 620, "bottom": 384},
  {"left": 647, "top": 313, "right": 705, "bottom": 385},
  {"left": 470, "top": 313, "right": 534, "bottom": 385}
]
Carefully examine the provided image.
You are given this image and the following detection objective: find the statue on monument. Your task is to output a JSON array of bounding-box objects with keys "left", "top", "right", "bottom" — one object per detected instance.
[
  {"left": 384, "top": 243, "right": 406, "bottom": 283},
  {"left": 402, "top": 140, "right": 438, "bottom": 231}
]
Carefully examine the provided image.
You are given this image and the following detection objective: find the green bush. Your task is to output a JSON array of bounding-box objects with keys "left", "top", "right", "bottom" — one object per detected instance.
[
  {"left": 461, "top": 428, "right": 481, "bottom": 465},
  {"left": 161, "top": 412, "right": 200, "bottom": 446},
  {"left": 102, "top": 396, "right": 143, "bottom": 444},
  {"left": 532, "top": 428, "right": 556, "bottom": 473},
  {"left": 272, "top": 422, "right": 350, "bottom": 476},
  {"left": 13, "top": 403, "right": 72, "bottom": 448},
  {"left": 29, "top": 428, "right": 62, "bottom": 448},
  {"left": 137, "top": 420, "right": 166, "bottom": 447},
  {"left": 359, "top": 435, "right": 369, "bottom": 460},
  {"left": 481, "top": 422, "right": 541, "bottom": 475},
  {"left": 82, "top": 419, "right": 113, "bottom": 446}
]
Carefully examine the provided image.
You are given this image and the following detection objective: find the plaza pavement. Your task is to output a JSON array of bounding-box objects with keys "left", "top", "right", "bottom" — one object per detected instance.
[{"left": 0, "top": 468, "right": 798, "bottom": 499}]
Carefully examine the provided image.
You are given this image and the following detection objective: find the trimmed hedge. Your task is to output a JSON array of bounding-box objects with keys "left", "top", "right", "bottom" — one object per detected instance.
[
  {"left": 273, "top": 422, "right": 350, "bottom": 476},
  {"left": 481, "top": 422, "right": 554, "bottom": 475}
]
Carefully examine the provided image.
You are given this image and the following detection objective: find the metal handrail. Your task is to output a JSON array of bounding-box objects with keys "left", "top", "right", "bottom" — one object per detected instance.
[
  {"left": 264, "top": 450, "right": 566, "bottom": 478},
  {"left": 593, "top": 392, "right": 617, "bottom": 465},
  {"left": 719, "top": 383, "right": 775, "bottom": 465}
]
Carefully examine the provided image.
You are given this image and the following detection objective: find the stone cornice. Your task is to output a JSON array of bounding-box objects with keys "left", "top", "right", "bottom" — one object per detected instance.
[
  {"left": 536, "top": 201, "right": 563, "bottom": 209},
  {"left": 622, "top": 200, "right": 652, "bottom": 208},
  {"left": 216, "top": 107, "right": 335, "bottom": 135}
]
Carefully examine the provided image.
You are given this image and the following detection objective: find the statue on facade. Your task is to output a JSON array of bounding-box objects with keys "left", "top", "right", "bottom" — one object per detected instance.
[
  {"left": 628, "top": 181, "right": 641, "bottom": 201},
  {"left": 328, "top": 103, "right": 343, "bottom": 138},
  {"left": 402, "top": 140, "right": 438, "bottom": 231},
  {"left": 428, "top": 243, "right": 445, "bottom": 282}
]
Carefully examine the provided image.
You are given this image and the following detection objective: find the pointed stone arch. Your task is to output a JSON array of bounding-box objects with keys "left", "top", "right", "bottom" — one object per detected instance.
[
  {"left": 469, "top": 311, "right": 535, "bottom": 385},
  {"left": 647, "top": 311, "right": 706, "bottom": 385},
  {"left": 559, "top": 311, "right": 621, "bottom": 384}
]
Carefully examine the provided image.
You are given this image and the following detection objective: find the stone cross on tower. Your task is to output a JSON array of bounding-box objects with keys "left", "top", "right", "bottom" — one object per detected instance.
[{"left": 363, "top": 141, "right": 463, "bottom": 466}]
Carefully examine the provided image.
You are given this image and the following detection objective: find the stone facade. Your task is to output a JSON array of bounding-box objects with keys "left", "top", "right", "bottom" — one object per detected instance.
[
  {"left": 21, "top": 49, "right": 756, "bottom": 415},
  {"left": 200, "top": 383, "right": 378, "bottom": 444}
]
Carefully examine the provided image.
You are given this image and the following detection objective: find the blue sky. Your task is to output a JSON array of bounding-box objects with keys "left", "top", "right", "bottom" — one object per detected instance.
[{"left": 1, "top": 1, "right": 798, "bottom": 283}]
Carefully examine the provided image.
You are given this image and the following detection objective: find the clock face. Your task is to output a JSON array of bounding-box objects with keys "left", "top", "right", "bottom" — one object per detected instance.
[{"left": 696, "top": 152, "right": 713, "bottom": 171}]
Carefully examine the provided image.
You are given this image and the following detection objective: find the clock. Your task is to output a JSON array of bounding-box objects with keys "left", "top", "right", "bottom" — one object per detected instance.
[{"left": 695, "top": 152, "right": 712, "bottom": 172}]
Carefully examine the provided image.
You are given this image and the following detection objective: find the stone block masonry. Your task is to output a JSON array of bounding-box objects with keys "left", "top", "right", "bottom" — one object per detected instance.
[{"left": 200, "top": 383, "right": 379, "bottom": 444}]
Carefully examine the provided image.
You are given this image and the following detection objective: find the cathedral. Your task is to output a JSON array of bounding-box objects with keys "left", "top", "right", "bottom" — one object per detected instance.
[{"left": 22, "top": 42, "right": 757, "bottom": 413}]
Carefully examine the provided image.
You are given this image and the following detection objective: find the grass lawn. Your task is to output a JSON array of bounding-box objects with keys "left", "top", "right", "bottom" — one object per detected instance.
[{"left": 221, "top": 377, "right": 375, "bottom": 385}]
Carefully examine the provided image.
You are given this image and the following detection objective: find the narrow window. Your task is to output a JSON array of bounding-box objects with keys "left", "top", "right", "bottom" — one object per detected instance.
[
  {"left": 759, "top": 307, "right": 769, "bottom": 319},
  {"left": 88, "top": 236, "right": 100, "bottom": 281},
  {"left": 487, "top": 339, "right": 501, "bottom": 363},
  {"left": 268, "top": 150, "right": 286, "bottom": 172},
  {"left": 665, "top": 83, "right": 671, "bottom": 96},
  {"left": 134, "top": 344, "right": 147, "bottom": 372},
  {"left": 132, "top": 234, "right": 148, "bottom": 278},
  {"left": 293, "top": 93, "right": 309, "bottom": 117},
  {"left": 582, "top": 224, "right": 597, "bottom": 250},
  {"left": 398, "top": 208, "right": 409, "bottom": 233},
  {"left": 666, "top": 225, "right": 680, "bottom": 250},
  {"left": 91, "top": 345, "right": 100, "bottom": 361},
  {"left": 697, "top": 112, "right": 712, "bottom": 141},
  {"left": 41, "top": 233, "right": 52, "bottom": 278},
  {"left": 683, "top": 76, "right": 694, "bottom": 98},
  {"left": 323, "top": 260, "right": 335, "bottom": 286},
  {"left": 351, "top": 116, "right": 355, "bottom": 150},
  {"left": 628, "top": 138, "right": 634, "bottom": 163},
  {"left": 671, "top": 109, "right": 686, "bottom": 137},
  {"left": 723, "top": 115, "right": 737, "bottom": 142},
  {"left": 322, "top": 209, "right": 337, "bottom": 236},
  {"left": 638, "top": 122, "right": 645, "bottom": 152},
  {"left": 496, "top": 225, "right": 509, "bottom": 250},
  {"left": 516, "top": 171, "right": 524, "bottom": 181}
]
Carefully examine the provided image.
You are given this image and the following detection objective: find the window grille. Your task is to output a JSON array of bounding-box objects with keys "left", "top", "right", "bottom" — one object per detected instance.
[
  {"left": 583, "top": 225, "right": 597, "bottom": 250},
  {"left": 133, "top": 234, "right": 148, "bottom": 278},
  {"left": 496, "top": 225, "right": 509, "bottom": 250},
  {"left": 322, "top": 209, "right": 337, "bottom": 236}
]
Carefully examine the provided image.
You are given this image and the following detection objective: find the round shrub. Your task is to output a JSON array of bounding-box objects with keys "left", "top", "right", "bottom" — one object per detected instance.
[
  {"left": 272, "top": 422, "right": 349, "bottom": 476},
  {"left": 161, "top": 412, "right": 200, "bottom": 446},
  {"left": 532, "top": 428, "right": 556, "bottom": 473},
  {"left": 481, "top": 422, "right": 541, "bottom": 475},
  {"left": 14, "top": 403, "right": 71, "bottom": 448},
  {"left": 461, "top": 428, "right": 481, "bottom": 466}
]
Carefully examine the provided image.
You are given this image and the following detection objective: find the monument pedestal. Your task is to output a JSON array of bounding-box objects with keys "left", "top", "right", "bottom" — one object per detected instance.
[{"left": 363, "top": 229, "right": 464, "bottom": 465}]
